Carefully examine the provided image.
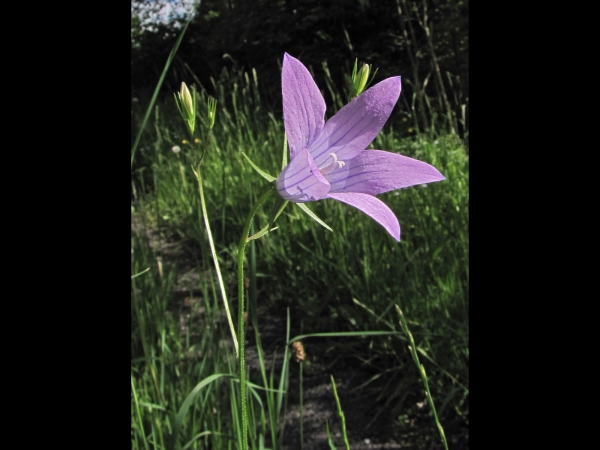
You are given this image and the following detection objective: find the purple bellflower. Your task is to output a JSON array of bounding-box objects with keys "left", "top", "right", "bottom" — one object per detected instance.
[{"left": 276, "top": 53, "right": 445, "bottom": 241}]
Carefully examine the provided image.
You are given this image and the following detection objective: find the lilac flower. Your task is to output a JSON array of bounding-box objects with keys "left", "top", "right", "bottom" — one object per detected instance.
[{"left": 276, "top": 53, "right": 445, "bottom": 241}]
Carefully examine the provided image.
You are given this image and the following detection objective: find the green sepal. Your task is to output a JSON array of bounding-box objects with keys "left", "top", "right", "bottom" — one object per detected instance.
[
  {"left": 281, "top": 133, "right": 288, "bottom": 170},
  {"left": 241, "top": 152, "right": 276, "bottom": 182},
  {"left": 247, "top": 225, "right": 278, "bottom": 242},
  {"left": 297, "top": 203, "right": 333, "bottom": 232},
  {"left": 268, "top": 195, "right": 288, "bottom": 230},
  {"left": 247, "top": 197, "right": 289, "bottom": 242}
]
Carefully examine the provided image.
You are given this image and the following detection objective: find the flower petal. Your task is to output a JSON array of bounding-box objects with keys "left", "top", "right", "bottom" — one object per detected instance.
[
  {"left": 325, "top": 150, "right": 445, "bottom": 195},
  {"left": 309, "top": 77, "right": 401, "bottom": 167},
  {"left": 326, "top": 192, "right": 401, "bottom": 241},
  {"left": 282, "top": 53, "right": 326, "bottom": 160},
  {"left": 276, "top": 149, "right": 331, "bottom": 202}
]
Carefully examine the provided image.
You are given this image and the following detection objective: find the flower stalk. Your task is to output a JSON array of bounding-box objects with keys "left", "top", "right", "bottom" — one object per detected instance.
[
  {"left": 192, "top": 165, "right": 238, "bottom": 356},
  {"left": 236, "top": 187, "right": 276, "bottom": 450},
  {"left": 174, "top": 89, "right": 239, "bottom": 354}
]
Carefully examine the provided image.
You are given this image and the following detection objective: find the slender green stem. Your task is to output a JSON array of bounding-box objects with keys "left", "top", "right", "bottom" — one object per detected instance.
[
  {"left": 198, "top": 127, "right": 211, "bottom": 166},
  {"left": 396, "top": 305, "right": 449, "bottom": 450},
  {"left": 299, "top": 362, "right": 304, "bottom": 450},
  {"left": 237, "top": 187, "right": 275, "bottom": 450},
  {"left": 194, "top": 166, "right": 239, "bottom": 356}
]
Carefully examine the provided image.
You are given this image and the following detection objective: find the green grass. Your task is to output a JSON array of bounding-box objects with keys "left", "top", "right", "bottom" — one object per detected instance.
[{"left": 131, "top": 63, "right": 468, "bottom": 449}]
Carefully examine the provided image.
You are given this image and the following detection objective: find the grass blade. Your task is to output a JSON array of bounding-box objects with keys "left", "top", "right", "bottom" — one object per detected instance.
[
  {"left": 172, "top": 373, "right": 234, "bottom": 449},
  {"left": 288, "top": 331, "right": 401, "bottom": 344}
]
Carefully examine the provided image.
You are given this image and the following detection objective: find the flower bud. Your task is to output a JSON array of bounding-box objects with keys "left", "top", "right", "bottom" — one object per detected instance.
[
  {"left": 175, "top": 82, "right": 197, "bottom": 135},
  {"left": 180, "top": 83, "right": 194, "bottom": 116},
  {"left": 349, "top": 60, "right": 377, "bottom": 99},
  {"left": 355, "top": 64, "right": 369, "bottom": 94}
]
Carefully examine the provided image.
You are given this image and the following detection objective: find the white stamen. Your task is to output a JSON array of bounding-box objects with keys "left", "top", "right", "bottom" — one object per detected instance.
[{"left": 319, "top": 152, "right": 345, "bottom": 175}]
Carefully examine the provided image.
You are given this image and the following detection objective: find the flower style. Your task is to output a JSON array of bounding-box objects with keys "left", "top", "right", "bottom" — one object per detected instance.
[{"left": 276, "top": 53, "right": 445, "bottom": 241}]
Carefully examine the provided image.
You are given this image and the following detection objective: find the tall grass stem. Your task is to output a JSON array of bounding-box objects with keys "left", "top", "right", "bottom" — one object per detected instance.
[{"left": 395, "top": 305, "right": 449, "bottom": 450}]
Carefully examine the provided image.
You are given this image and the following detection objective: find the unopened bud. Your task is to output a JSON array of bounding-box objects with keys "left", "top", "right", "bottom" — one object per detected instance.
[
  {"left": 355, "top": 64, "right": 369, "bottom": 94},
  {"left": 180, "top": 83, "right": 194, "bottom": 116},
  {"left": 349, "top": 60, "right": 377, "bottom": 99},
  {"left": 175, "top": 82, "right": 197, "bottom": 135}
]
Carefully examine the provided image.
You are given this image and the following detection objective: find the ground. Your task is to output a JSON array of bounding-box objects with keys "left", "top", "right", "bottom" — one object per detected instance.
[{"left": 134, "top": 220, "right": 469, "bottom": 449}]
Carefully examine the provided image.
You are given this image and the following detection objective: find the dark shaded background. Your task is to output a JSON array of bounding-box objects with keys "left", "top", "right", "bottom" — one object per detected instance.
[{"left": 131, "top": 0, "right": 468, "bottom": 134}]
